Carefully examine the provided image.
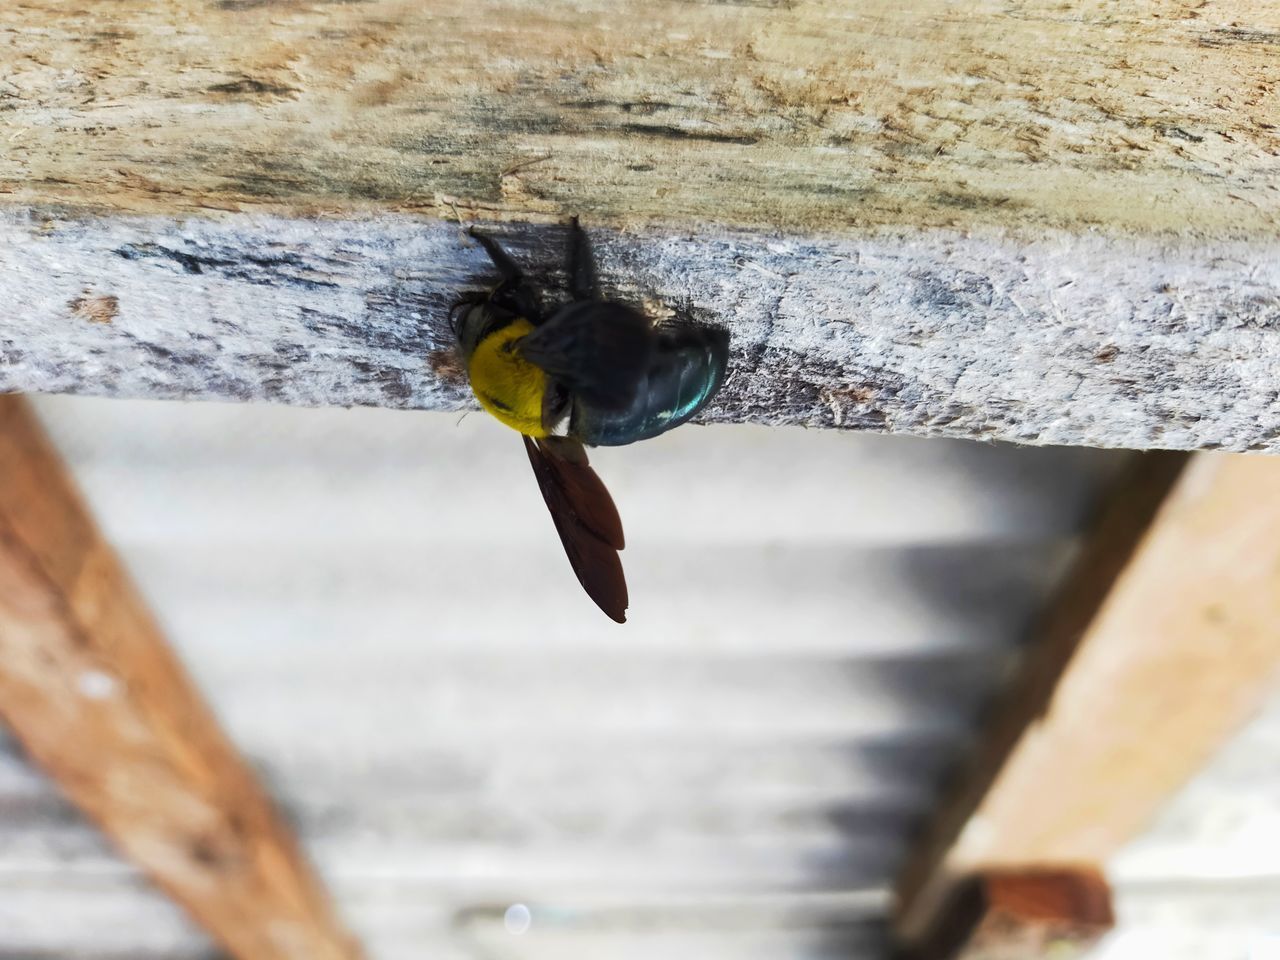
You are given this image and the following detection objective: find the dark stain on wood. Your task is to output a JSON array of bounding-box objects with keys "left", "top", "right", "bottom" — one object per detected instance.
[
  {"left": 621, "top": 123, "right": 760, "bottom": 146},
  {"left": 213, "top": 0, "right": 371, "bottom": 9},
  {"left": 206, "top": 78, "right": 300, "bottom": 98},
  {"left": 933, "top": 191, "right": 1019, "bottom": 212},
  {"left": 116, "top": 243, "right": 236, "bottom": 275},
  {"left": 349, "top": 359, "right": 416, "bottom": 402},
  {"left": 1157, "top": 125, "right": 1206, "bottom": 143},
  {"left": 1199, "top": 27, "right": 1280, "bottom": 47}
]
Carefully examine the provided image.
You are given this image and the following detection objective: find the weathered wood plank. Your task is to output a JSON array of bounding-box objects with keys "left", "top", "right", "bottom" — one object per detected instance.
[
  {"left": 1, "top": 0, "right": 1276, "bottom": 236},
  {"left": 0, "top": 395, "right": 362, "bottom": 960},
  {"left": 3, "top": 0, "right": 1280, "bottom": 448},
  {"left": 4, "top": 213, "right": 1280, "bottom": 450},
  {"left": 895, "top": 451, "right": 1280, "bottom": 944}
]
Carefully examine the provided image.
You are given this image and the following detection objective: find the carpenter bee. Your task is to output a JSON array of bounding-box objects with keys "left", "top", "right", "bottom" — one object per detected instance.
[{"left": 450, "top": 219, "right": 730, "bottom": 623}]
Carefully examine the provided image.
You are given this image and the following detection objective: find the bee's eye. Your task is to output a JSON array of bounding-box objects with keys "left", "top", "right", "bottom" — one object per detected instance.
[
  {"left": 449, "top": 304, "right": 467, "bottom": 335},
  {"left": 481, "top": 393, "right": 514, "bottom": 414}
]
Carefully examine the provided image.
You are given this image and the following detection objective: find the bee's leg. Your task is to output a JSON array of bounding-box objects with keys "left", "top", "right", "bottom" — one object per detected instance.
[
  {"left": 469, "top": 227, "right": 523, "bottom": 284},
  {"left": 470, "top": 227, "right": 544, "bottom": 322},
  {"left": 567, "top": 216, "right": 600, "bottom": 302}
]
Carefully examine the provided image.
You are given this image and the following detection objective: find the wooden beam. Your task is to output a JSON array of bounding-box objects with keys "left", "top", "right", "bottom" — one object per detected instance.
[
  {"left": 895, "top": 451, "right": 1280, "bottom": 945},
  {"left": 0, "top": 0, "right": 1278, "bottom": 450},
  {"left": 903, "top": 870, "right": 1114, "bottom": 960},
  {"left": 2, "top": 0, "right": 1276, "bottom": 235},
  {"left": 3, "top": 216, "right": 1280, "bottom": 451},
  {"left": 0, "top": 395, "right": 363, "bottom": 960}
]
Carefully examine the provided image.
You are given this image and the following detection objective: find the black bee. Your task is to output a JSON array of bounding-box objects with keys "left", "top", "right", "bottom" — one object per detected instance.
[{"left": 450, "top": 219, "right": 730, "bottom": 622}]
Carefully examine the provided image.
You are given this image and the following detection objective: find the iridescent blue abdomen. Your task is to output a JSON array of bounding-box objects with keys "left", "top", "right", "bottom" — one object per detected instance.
[{"left": 570, "top": 327, "right": 730, "bottom": 447}]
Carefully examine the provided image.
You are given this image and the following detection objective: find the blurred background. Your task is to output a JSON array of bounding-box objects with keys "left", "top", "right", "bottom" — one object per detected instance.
[{"left": 1, "top": 396, "right": 1276, "bottom": 959}]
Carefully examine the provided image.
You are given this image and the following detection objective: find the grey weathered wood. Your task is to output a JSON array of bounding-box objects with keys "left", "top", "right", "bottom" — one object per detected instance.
[
  {"left": 4, "top": 213, "right": 1280, "bottom": 451},
  {"left": 5, "top": 0, "right": 1279, "bottom": 450}
]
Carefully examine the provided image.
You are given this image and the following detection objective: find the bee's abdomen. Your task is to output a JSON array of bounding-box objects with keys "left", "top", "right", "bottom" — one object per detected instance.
[{"left": 570, "top": 327, "right": 730, "bottom": 447}]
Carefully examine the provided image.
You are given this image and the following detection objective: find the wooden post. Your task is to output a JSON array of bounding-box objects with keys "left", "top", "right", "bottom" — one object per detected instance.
[
  {"left": 895, "top": 451, "right": 1280, "bottom": 946},
  {"left": 0, "top": 0, "right": 1277, "bottom": 451},
  {"left": 0, "top": 395, "right": 363, "bottom": 960}
]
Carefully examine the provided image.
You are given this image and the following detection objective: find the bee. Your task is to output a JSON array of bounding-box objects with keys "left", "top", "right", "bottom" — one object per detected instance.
[{"left": 450, "top": 219, "right": 730, "bottom": 623}]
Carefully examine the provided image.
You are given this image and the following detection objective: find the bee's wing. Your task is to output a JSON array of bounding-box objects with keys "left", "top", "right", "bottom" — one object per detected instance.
[
  {"left": 523, "top": 435, "right": 628, "bottom": 623},
  {"left": 516, "top": 302, "right": 654, "bottom": 411}
]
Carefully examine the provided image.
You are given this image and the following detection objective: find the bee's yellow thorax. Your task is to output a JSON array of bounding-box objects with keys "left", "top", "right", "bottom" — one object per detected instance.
[{"left": 467, "top": 317, "right": 549, "bottom": 437}]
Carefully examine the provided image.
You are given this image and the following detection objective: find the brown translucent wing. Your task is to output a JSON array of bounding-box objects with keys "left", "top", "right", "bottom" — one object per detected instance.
[{"left": 523, "top": 435, "right": 628, "bottom": 623}]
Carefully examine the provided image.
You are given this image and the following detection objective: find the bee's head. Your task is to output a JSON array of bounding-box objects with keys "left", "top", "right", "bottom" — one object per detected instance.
[{"left": 449, "top": 298, "right": 506, "bottom": 362}]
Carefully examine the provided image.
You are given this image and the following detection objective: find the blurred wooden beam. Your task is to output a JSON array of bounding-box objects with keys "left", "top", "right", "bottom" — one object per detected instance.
[
  {"left": 4, "top": 0, "right": 1275, "bottom": 234},
  {"left": 0, "top": 395, "right": 363, "bottom": 960},
  {"left": 5, "top": 215, "right": 1279, "bottom": 451},
  {"left": 902, "top": 870, "right": 1113, "bottom": 960},
  {"left": 896, "top": 451, "right": 1280, "bottom": 945}
]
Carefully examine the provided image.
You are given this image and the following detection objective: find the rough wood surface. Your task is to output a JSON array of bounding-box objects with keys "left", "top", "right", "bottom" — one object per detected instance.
[
  {"left": 4, "top": 212, "right": 1280, "bottom": 450},
  {"left": 895, "top": 451, "right": 1280, "bottom": 944},
  {"left": 1, "top": 0, "right": 1277, "bottom": 236},
  {"left": 0, "top": 394, "right": 363, "bottom": 960},
  {"left": 2, "top": 0, "right": 1279, "bottom": 448}
]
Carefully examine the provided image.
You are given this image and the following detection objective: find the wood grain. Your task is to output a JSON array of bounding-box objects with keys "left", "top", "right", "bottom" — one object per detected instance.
[
  {"left": 4, "top": 214, "right": 1280, "bottom": 451},
  {"left": 895, "top": 451, "right": 1280, "bottom": 944},
  {"left": 2, "top": 0, "right": 1279, "bottom": 447},
  {"left": 0, "top": 395, "right": 362, "bottom": 960},
  {"left": 0, "top": 0, "right": 1276, "bottom": 236}
]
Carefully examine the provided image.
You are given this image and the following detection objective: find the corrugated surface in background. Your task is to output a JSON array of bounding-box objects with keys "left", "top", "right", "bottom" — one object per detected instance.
[{"left": 2, "top": 396, "right": 1128, "bottom": 959}]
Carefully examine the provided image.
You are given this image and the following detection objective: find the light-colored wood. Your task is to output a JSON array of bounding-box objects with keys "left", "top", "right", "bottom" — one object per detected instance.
[
  {"left": 959, "top": 454, "right": 1280, "bottom": 862},
  {"left": 2, "top": 0, "right": 1277, "bottom": 236},
  {"left": 896, "top": 452, "right": 1280, "bottom": 944},
  {"left": 0, "top": 395, "right": 362, "bottom": 960},
  {"left": 1, "top": 0, "right": 1279, "bottom": 449},
  {"left": 895, "top": 452, "right": 1187, "bottom": 937}
]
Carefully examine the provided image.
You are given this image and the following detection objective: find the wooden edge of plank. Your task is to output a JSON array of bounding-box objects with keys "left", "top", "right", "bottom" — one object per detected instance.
[
  {"left": 898, "top": 869, "right": 1114, "bottom": 960},
  {"left": 4, "top": 212, "right": 1280, "bottom": 453},
  {"left": 0, "top": 394, "right": 364, "bottom": 960},
  {"left": 892, "top": 450, "right": 1191, "bottom": 944}
]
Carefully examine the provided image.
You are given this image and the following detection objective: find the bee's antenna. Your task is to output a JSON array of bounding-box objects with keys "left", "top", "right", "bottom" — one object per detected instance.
[{"left": 441, "top": 197, "right": 472, "bottom": 246}]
